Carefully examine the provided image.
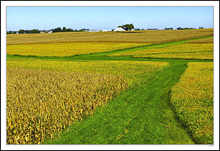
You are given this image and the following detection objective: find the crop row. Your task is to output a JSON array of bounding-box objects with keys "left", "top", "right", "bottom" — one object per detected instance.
[
  {"left": 7, "top": 58, "right": 169, "bottom": 86},
  {"left": 109, "top": 44, "right": 213, "bottom": 60},
  {"left": 186, "top": 37, "right": 213, "bottom": 44},
  {"left": 7, "top": 67, "right": 128, "bottom": 144},
  {"left": 7, "top": 42, "right": 147, "bottom": 57},
  {"left": 170, "top": 62, "right": 213, "bottom": 144}
]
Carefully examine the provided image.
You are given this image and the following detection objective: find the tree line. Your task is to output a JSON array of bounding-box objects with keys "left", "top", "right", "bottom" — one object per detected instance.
[
  {"left": 7, "top": 27, "right": 89, "bottom": 34},
  {"left": 7, "top": 24, "right": 205, "bottom": 34}
]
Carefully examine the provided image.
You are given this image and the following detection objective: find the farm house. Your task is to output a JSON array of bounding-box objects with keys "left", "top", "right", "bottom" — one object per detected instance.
[
  {"left": 113, "top": 27, "right": 125, "bottom": 31},
  {"left": 102, "top": 29, "right": 112, "bottom": 32},
  {"left": 89, "top": 29, "right": 100, "bottom": 32}
]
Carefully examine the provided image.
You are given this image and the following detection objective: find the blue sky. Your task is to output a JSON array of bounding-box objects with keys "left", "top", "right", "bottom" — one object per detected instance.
[{"left": 7, "top": 6, "right": 213, "bottom": 31}]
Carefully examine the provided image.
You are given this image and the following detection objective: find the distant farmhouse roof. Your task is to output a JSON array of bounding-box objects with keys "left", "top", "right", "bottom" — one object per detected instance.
[
  {"left": 114, "top": 27, "right": 125, "bottom": 32},
  {"left": 89, "top": 29, "right": 100, "bottom": 32},
  {"left": 102, "top": 29, "right": 112, "bottom": 32}
]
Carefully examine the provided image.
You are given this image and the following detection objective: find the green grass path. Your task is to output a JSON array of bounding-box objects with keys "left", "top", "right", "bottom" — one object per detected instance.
[{"left": 44, "top": 61, "right": 194, "bottom": 144}]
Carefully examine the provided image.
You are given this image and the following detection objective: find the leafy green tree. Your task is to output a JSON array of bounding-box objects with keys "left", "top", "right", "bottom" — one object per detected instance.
[
  {"left": 121, "top": 24, "right": 135, "bottom": 31},
  {"left": 18, "top": 29, "right": 25, "bottom": 34},
  {"left": 30, "top": 29, "right": 40, "bottom": 33},
  {"left": 53, "top": 27, "right": 62, "bottom": 32},
  {"left": 62, "top": 27, "right": 67, "bottom": 32},
  {"left": 66, "top": 28, "right": 73, "bottom": 32},
  {"left": 7, "top": 31, "right": 14, "bottom": 34}
]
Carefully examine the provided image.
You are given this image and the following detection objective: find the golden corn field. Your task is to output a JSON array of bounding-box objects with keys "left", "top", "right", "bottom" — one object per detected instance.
[
  {"left": 134, "top": 51, "right": 213, "bottom": 60},
  {"left": 110, "top": 44, "right": 213, "bottom": 60},
  {"left": 7, "top": 29, "right": 213, "bottom": 45},
  {"left": 186, "top": 37, "right": 213, "bottom": 44},
  {"left": 7, "top": 58, "right": 169, "bottom": 86},
  {"left": 170, "top": 62, "right": 213, "bottom": 144},
  {"left": 7, "top": 67, "right": 128, "bottom": 144},
  {"left": 7, "top": 42, "right": 147, "bottom": 57}
]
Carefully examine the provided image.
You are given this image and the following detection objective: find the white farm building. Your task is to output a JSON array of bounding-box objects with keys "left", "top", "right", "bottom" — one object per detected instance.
[
  {"left": 89, "top": 29, "right": 100, "bottom": 32},
  {"left": 113, "top": 27, "right": 125, "bottom": 32}
]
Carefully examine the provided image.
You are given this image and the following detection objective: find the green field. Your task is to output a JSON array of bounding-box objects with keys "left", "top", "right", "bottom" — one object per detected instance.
[{"left": 6, "top": 30, "right": 214, "bottom": 144}]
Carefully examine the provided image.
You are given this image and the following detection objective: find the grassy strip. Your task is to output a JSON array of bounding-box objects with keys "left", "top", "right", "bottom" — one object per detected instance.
[
  {"left": 7, "top": 53, "right": 213, "bottom": 63},
  {"left": 44, "top": 61, "right": 194, "bottom": 144}
]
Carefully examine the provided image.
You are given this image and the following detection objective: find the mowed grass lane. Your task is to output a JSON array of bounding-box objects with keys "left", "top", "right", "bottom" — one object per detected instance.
[{"left": 44, "top": 62, "right": 194, "bottom": 144}]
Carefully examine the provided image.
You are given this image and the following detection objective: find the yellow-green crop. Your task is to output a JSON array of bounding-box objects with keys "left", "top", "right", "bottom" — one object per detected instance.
[
  {"left": 110, "top": 44, "right": 213, "bottom": 60},
  {"left": 186, "top": 37, "right": 213, "bottom": 44},
  {"left": 7, "top": 67, "right": 128, "bottom": 144},
  {"left": 170, "top": 62, "right": 213, "bottom": 144},
  {"left": 7, "top": 42, "right": 146, "bottom": 57},
  {"left": 7, "top": 58, "right": 169, "bottom": 86}
]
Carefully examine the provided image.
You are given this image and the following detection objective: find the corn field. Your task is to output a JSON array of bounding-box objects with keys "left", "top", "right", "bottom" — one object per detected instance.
[
  {"left": 7, "top": 29, "right": 213, "bottom": 45},
  {"left": 7, "top": 42, "right": 146, "bottom": 57},
  {"left": 170, "top": 62, "right": 213, "bottom": 144},
  {"left": 7, "top": 67, "right": 128, "bottom": 144},
  {"left": 110, "top": 44, "right": 213, "bottom": 60}
]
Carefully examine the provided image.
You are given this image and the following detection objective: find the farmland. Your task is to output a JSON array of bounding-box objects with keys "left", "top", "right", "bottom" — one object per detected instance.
[
  {"left": 6, "top": 29, "right": 214, "bottom": 144},
  {"left": 7, "top": 42, "right": 147, "bottom": 57},
  {"left": 7, "top": 29, "right": 213, "bottom": 44},
  {"left": 186, "top": 37, "right": 213, "bottom": 44},
  {"left": 7, "top": 67, "right": 128, "bottom": 144},
  {"left": 109, "top": 42, "right": 213, "bottom": 60},
  {"left": 170, "top": 62, "right": 213, "bottom": 144}
]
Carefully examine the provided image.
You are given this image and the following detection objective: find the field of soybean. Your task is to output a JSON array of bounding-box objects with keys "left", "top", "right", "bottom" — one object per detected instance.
[{"left": 6, "top": 29, "right": 214, "bottom": 144}]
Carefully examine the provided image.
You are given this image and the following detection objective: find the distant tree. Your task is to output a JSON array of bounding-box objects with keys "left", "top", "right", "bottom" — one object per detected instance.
[
  {"left": 121, "top": 24, "right": 135, "bottom": 31},
  {"left": 62, "top": 27, "right": 67, "bottom": 32},
  {"left": 18, "top": 29, "right": 25, "bottom": 34},
  {"left": 199, "top": 27, "right": 204, "bottom": 29},
  {"left": 30, "top": 29, "right": 40, "bottom": 33},
  {"left": 53, "top": 27, "right": 62, "bottom": 32},
  {"left": 78, "top": 28, "right": 85, "bottom": 32},
  {"left": 7, "top": 31, "right": 14, "bottom": 34},
  {"left": 66, "top": 28, "right": 73, "bottom": 32},
  {"left": 24, "top": 30, "right": 30, "bottom": 33},
  {"left": 130, "top": 24, "right": 134, "bottom": 29}
]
